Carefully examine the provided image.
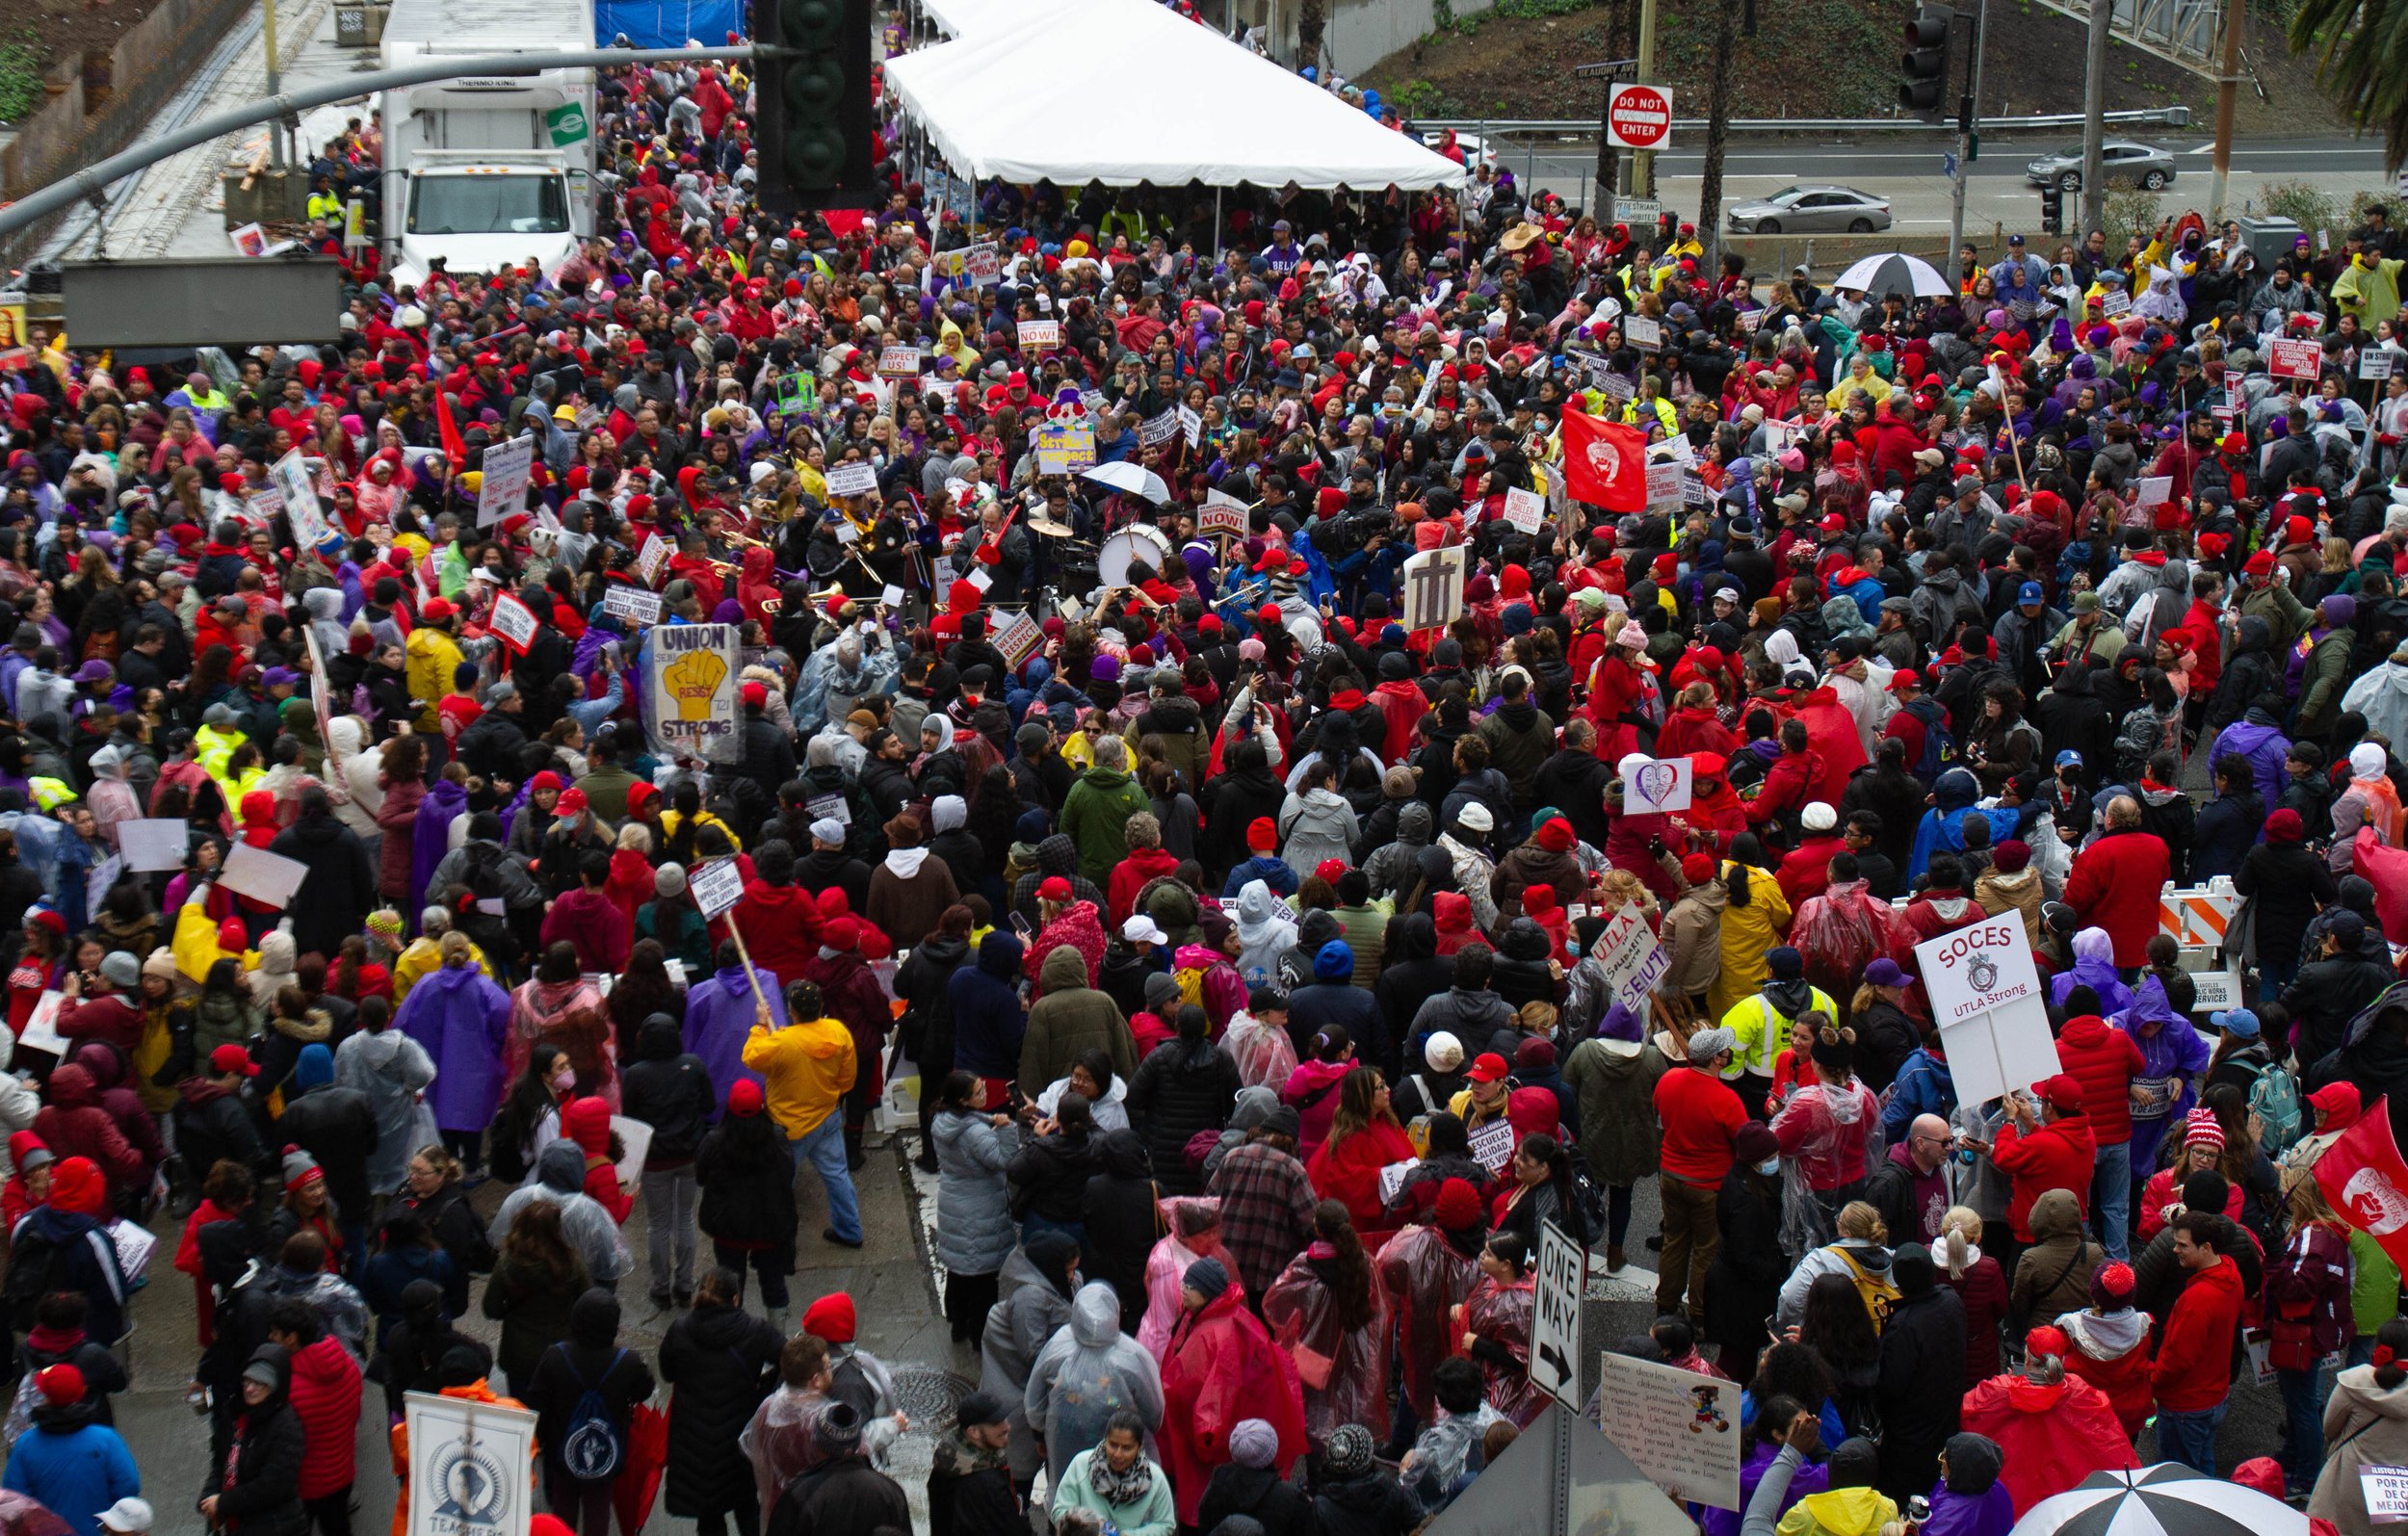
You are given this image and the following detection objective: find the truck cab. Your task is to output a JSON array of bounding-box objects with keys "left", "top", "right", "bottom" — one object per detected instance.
[{"left": 395, "top": 149, "right": 580, "bottom": 276}]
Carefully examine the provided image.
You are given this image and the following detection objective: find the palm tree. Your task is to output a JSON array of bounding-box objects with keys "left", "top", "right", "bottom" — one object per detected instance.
[
  {"left": 1299, "top": 0, "right": 1327, "bottom": 75},
  {"left": 2290, "top": 0, "right": 2408, "bottom": 170},
  {"left": 1696, "top": 0, "right": 1742, "bottom": 266}
]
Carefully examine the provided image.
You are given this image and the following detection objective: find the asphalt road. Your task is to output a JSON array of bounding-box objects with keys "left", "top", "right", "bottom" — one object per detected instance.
[{"left": 1498, "top": 132, "right": 2397, "bottom": 237}]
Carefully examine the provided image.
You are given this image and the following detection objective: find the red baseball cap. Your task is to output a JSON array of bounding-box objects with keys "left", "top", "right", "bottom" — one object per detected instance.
[
  {"left": 1037, "top": 876, "right": 1074, "bottom": 902},
  {"left": 1466, "top": 1052, "right": 1511, "bottom": 1083},
  {"left": 211, "top": 1043, "right": 259, "bottom": 1078}
]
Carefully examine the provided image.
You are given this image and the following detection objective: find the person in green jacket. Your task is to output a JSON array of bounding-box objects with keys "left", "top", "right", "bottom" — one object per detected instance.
[
  {"left": 2294, "top": 594, "right": 2358, "bottom": 740},
  {"left": 1059, "top": 735, "right": 1151, "bottom": 889}
]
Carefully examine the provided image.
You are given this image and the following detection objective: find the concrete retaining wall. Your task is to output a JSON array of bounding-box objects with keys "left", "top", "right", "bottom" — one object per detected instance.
[{"left": 2, "top": 0, "right": 253, "bottom": 265}]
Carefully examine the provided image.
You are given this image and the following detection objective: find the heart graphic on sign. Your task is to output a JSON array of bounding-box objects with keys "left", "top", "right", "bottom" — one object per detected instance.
[
  {"left": 1585, "top": 436, "right": 1623, "bottom": 481},
  {"left": 1636, "top": 760, "right": 1678, "bottom": 806}
]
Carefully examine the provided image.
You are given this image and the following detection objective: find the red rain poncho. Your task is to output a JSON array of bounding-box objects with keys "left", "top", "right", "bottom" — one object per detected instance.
[{"left": 1262, "top": 1248, "right": 1393, "bottom": 1448}]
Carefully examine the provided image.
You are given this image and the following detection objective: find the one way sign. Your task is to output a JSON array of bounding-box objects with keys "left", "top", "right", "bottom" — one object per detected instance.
[{"left": 1531, "top": 1218, "right": 1585, "bottom": 1408}]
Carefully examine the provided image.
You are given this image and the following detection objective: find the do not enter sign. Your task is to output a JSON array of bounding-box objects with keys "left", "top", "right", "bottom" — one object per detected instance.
[{"left": 1608, "top": 82, "right": 1674, "bottom": 149}]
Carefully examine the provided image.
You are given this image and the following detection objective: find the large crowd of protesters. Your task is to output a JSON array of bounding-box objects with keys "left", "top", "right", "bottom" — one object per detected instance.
[{"left": 0, "top": 12, "right": 2404, "bottom": 1536}]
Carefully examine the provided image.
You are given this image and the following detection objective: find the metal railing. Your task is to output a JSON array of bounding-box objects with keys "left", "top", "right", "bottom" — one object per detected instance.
[{"left": 1413, "top": 106, "right": 2194, "bottom": 137}]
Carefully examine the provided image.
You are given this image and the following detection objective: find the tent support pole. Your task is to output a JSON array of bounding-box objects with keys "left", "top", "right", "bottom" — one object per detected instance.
[{"left": 1214, "top": 186, "right": 1222, "bottom": 248}]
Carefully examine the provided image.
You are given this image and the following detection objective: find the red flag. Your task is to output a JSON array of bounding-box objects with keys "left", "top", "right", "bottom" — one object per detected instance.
[
  {"left": 1559, "top": 406, "right": 1648, "bottom": 512},
  {"left": 432, "top": 383, "right": 468, "bottom": 471},
  {"left": 2314, "top": 1095, "right": 2408, "bottom": 1273}
]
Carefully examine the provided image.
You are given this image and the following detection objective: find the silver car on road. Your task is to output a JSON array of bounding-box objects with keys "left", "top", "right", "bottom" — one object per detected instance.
[
  {"left": 1725, "top": 185, "right": 1894, "bottom": 235},
  {"left": 2025, "top": 139, "right": 2176, "bottom": 192}
]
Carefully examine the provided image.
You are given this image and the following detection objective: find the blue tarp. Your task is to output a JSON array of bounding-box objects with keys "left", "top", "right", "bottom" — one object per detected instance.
[{"left": 595, "top": 0, "right": 746, "bottom": 46}]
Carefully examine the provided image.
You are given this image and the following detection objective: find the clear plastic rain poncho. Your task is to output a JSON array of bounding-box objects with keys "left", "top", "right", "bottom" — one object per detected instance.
[
  {"left": 1262, "top": 1247, "right": 1393, "bottom": 1446},
  {"left": 1025, "top": 1281, "right": 1166, "bottom": 1490},
  {"left": 1223, "top": 1009, "right": 1299, "bottom": 1091},
  {"left": 1138, "top": 1197, "right": 1225, "bottom": 1362},
  {"left": 1772, "top": 1073, "right": 1887, "bottom": 1258},
  {"left": 1458, "top": 1274, "right": 1546, "bottom": 1426},
  {"left": 1373, "top": 1221, "right": 1481, "bottom": 1423}
]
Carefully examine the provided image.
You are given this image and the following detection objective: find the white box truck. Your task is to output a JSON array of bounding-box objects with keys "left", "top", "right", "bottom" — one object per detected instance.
[{"left": 379, "top": 0, "right": 597, "bottom": 279}]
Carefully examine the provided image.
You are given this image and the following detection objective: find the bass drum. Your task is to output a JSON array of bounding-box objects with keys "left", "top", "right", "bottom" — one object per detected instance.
[{"left": 1095, "top": 524, "right": 1174, "bottom": 589}]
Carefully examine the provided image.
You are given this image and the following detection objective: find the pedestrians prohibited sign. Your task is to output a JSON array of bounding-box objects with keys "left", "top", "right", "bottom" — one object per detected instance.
[
  {"left": 1531, "top": 1218, "right": 1585, "bottom": 1408},
  {"left": 1606, "top": 83, "right": 1673, "bottom": 149}
]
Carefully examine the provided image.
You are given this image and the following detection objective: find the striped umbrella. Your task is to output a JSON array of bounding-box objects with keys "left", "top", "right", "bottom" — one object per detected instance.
[{"left": 2012, "top": 1465, "right": 2309, "bottom": 1536}]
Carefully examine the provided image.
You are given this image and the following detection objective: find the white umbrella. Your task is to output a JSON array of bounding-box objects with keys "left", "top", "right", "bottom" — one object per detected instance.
[
  {"left": 1830, "top": 251, "right": 1952, "bottom": 299},
  {"left": 2012, "top": 1465, "right": 2310, "bottom": 1536},
  {"left": 1079, "top": 461, "right": 1173, "bottom": 505}
]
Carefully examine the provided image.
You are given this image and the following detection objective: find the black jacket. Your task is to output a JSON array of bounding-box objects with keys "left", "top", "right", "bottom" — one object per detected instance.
[
  {"left": 1006, "top": 1130, "right": 1102, "bottom": 1224},
  {"left": 1199, "top": 764, "right": 1288, "bottom": 885},
  {"left": 619, "top": 1016, "right": 717, "bottom": 1167},
  {"left": 658, "top": 1300, "right": 782, "bottom": 1518},
  {"left": 456, "top": 706, "right": 531, "bottom": 783},
  {"left": 927, "top": 1442, "right": 1022, "bottom": 1536},
  {"left": 695, "top": 1112, "right": 798, "bottom": 1265},
  {"left": 525, "top": 1292, "right": 656, "bottom": 1481},
  {"left": 1531, "top": 746, "right": 1614, "bottom": 850},
  {"left": 768, "top": 1453, "right": 911, "bottom": 1536},
  {"left": 1203, "top": 1462, "right": 1320, "bottom": 1536},
  {"left": 736, "top": 708, "right": 798, "bottom": 799},
  {"left": 894, "top": 933, "right": 970, "bottom": 1074},
  {"left": 1124, "top": 1038, "right": 1241, "bottom": 1195},
  {"left": 275, "top": 1080, "right": 379, "bottom": 1221},
  {"left": 2237, "top": 840, "right": 2340, "bottom": 976},
  {"left": 1874, "top": 1264, "right": 1967, "bottom": 1500},
  {"left": 266, "top": 815, "right": 380, "bottom": 963},
  {"left": 173, "top": 1078, "right": 273, "bottom": 1183},
  {"left": 1313, "top": 1469, "right": 1421, "bottom": 1536},
  {"left": 1080, "top": 1131, "right": 1160, "bottom": 1330},
  {"left": 2287, "top": 955, "right": 2404, "bottom": 1066},
  {"left": 2191, "top": 789, "right": 2264, "bottom": 883},
  {"left": 210, "top": 1345, "right": 308, "bottom": 1536}
]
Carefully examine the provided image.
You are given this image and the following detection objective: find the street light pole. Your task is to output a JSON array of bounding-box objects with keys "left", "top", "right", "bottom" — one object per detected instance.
[
  {"left": 264, "top": 0, "right": 284, "bottom": 169},
  {"left": 2080, "top": 0, "right": 2109, "bottom": 235},
  {"left": 2208, "top": 0, "right": 2242, "bottom": 219}
]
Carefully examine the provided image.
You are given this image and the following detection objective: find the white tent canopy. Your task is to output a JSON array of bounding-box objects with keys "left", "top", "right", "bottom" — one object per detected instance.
[{"left": 883, "top": 0, "right": 1468, "bottom": 191}]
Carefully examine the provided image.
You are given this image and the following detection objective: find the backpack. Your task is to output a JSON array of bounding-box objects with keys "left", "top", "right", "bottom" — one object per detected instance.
[
  {"left": 1904, "top": 699, "right": 1955, "bottom": 782},
  {"left": 2, "top": 1223, "right": 69, "bottom": 1332},
  {"left": 559, "top": 1348, "right": 630, "bottom": 1481},
  {"left": 2238, "top": 1056, "right": 2305, "bottom": 1157},
  {"left": 1830, "top": 1245, "right": 1901, "bottom": 1333}
]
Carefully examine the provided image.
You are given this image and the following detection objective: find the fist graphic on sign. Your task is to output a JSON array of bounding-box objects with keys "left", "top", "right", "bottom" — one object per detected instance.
[
  {"left": 663, "top": 649, "right": 729, "bottom": 721},
  {"left": 1586, "top": 436, "right": 1622, "bottom": 482}
]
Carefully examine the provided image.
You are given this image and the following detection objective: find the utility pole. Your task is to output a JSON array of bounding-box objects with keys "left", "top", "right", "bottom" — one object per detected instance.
[
  {"left": 1633, "top": 0, "right": 1660, "bottom": 195},
  {"left": 2208, "top": 0, "right": 2241, "bottom": 220},
  {"left": 1949, "top": 0, "right": 1984, "bottom": 254},
  {"left": 2080, "top": 0, "right": 2109, "bottom": 236},
  {"left": 264, "top": 0, "right": 284, "bottom": 169}
]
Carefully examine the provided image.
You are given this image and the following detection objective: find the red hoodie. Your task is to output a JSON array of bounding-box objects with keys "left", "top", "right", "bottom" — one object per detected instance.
[
  {"left": 719, "top": 880, "right": 825, "bottom": 985},
  {"left": 563, "top": 1095, "right": 631, "bottom": 1223},
  {"left": 1992, "top": 1112, "right": 2098, "bottom": 1241},
  {"left": 2150, "top": 1252, "right": 2245, "bottom": 1410},
  {"left": 2055, "top": 1015, "right": 2146, "bottom": 1146},
  {"left": 288, "top": 1333, "right": 364, "bottom": 1497},
  {"left": 1109, "top": 847, "right": 1180, "bottom": 925}
]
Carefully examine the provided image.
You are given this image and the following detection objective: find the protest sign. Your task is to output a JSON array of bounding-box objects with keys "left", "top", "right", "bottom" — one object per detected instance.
[
  {"left": 1178, "top": 404, "right": 1202, "bottom": 449},
  {"left": 1377, "top": 1159, "right": 1421, "bottom": 1206},
  {"left": 774, "top": 372, "right": 819, "bottom": 415},
  {"left": 404, "top": 1391, "right": 537, "bottom": 1536},
  {"left": 488, "top": 593, "right": 538, "bottom": 654},
  {"left": 1200, "top": 492, "right": 1250, "bottom": 536},
  {"left": 1624, "top": 756, "right": 1692, "bottom": 814},
  {"left": 993, "top": 610, "right": 1044, "bottom": 670},
  {"left": 1592, "top": 899, "right": 1671, "bottom": 1010},
  {"left": 1034, "top": 422, "right": 1094, "bottom": 477},
  {"left": 87, "top": 855, "right": 120, "bottom": 923},
  {"left": 13, "top": 990, "right": 63, "bottom": 1057},
  {"left": 2269, "top": 337, "right": 2323, "bottom": 381},
  {"left": 690, "top": 856, "right": 747, "bottom": 921},
  {"left": 1400, "top": 544, "right": 1466, "bottom": 633},
  {"left": 877, "top": 344, "right": 922, "bottom": 378},
  {"left": 633, "top": 532, "right": 671, "bottom": 587},
  {"left": 221, "top": 843, "right": 311, "bottom": 909},
  {"left": 1469, "top": 1117, "right": 1515, "bottom": 1173},
  {"left": 2366, "top": 351, "right": 2398, "bottom": 381},
  {"left": 1916, "top": 918, "right": 2059, "bottom": 1106},
  {"left": 611, "top": 1116, "right": 653, "bottom": 1192},
  {"left": 1646, "top": 460, "right": 1686, "bottom": 512},
  {"left": 1140, "top": 408, "right": 1182, "bottom": 448},
  {"left": 644, "top": 623, "right": 742, "bottom": 764},
  {"left": 2363, "top": 1468, "right": 2408, "bottom": 1523},
  {"left": 2102, "top": 290, "right": 2132, "bottom": 317},
  {"left": 1624, "top": 315, "right": 1663, "bottom": 351},
  {"left": 1531, "top": 1219, "right": 1586, "bottom": 1409},
  {"left": 1503, "top": 486, "right": 1546, "bottom": 533},
  {"left": 964, "top": 242, "right": 1002, "bottom": 286},
  {"left": 1018, "top": 319, "right": 1062, "bottom": 351},
  {"left": 1596, "top": 1353, "right": 1743, "bottom": 1509},
  {"left": 824, "top": 462, "right": 879, "bottom": 499},
  {"left": 475, "top": 433, "right": 537, "bottom": 528},
  {"left": 117, "top": 819, "right": 189, "bottom": 872},
  {"left": 601, "top": 586, "right": 664, "bottom": 627}
]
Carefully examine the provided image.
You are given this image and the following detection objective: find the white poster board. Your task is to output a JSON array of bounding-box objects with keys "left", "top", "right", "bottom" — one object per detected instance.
[
  {"left": 1503, "top": 486, "right": 1546, "bottom": 533},
  {"left": 644, "top": 623, "right": 742, "bottom": 765},
  {"left": 1591, "top": 898, "right": 1671, "bottom": 1012},
  {"left": 690, "top": 856, "right": 747, "bottom": 922},
  {"left": 475, "top": 433, "right": 537, "bottom": 529},
  {"left": 601, "top": 586, "right": 664, "bottom": 627},
  {"left": 116, "top": 819, "right": 189, "bottom": 873},
  {"left": 2363, "top": 1467, "right": 2408, "bottom": 1524},
  {"left": 1624, "top": 315, "right": 1663, "bottom": 351},
  {"left": 1531, "top": 1218, "right": 1585, "bottom": 1409},
  {"left": 824, "top": 461, "right": 879, "bottom": 500},
  {"left": 1377, "top": 1159, "right": 1420, "bottom": 1205},
  {"left": 1200, "top": 494, "right": 1250, "bottom": 537},
  {"left": 1624, "top": 757, "right": 1693, "bottom": 814},
  {"left": 487, "top": 593, "right": 538, "bottom": 654},
  {"left": 14, "top": 990, "right": 65, "bottom": 1056},
  {"left": 1596, "top": 1352, "right": 1743, "bottom": 1509},
  {"left": 1018, "top": 319, "right": 1061, "bottom": 351},
  {"left": 1400, "top": 544, "right": 1466, "bottom": 634},
  {"left": 220, "top": 842, "right": 311, "bottom": 909},
  {"left": 1469, "top": 1116, "right": 1515, "bottom": 1173},
  {"left": 404, "top": 1390, "right": 537, "bottom": 1536},
  {"left": 610, "top": 1114, "right": 653, "bottom": 1191},
  {"left": 1916, "top": 918, "right": 2058, "bottom": 1106},
  {"left": 270, "top": 450, "right": 331, "bottom": 550}
]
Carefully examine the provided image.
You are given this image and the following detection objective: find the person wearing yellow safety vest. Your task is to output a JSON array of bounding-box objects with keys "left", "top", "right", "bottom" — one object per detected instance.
[
  {"left": 1717, "top": 945, "right": 1837, "bottom": 1120},
  {"left": 305, "top": 175, "right": 344, "bottom": 226}
]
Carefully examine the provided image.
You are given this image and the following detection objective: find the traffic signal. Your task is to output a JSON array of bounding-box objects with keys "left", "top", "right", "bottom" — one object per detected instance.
[
  {"left": 752, "top": 0, "right": 876, "bottom": 213},
  {"left": 1899, "top": 7, "right": 1950, "bottom": 117},
  {"left": 2039, "top": 183, "right": 2064, "bottom": 237}
]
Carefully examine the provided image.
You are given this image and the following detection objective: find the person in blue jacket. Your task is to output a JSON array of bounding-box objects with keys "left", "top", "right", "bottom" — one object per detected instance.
[{"left": 1, "top": 1364, "right": 140, "bottom": 1536}]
